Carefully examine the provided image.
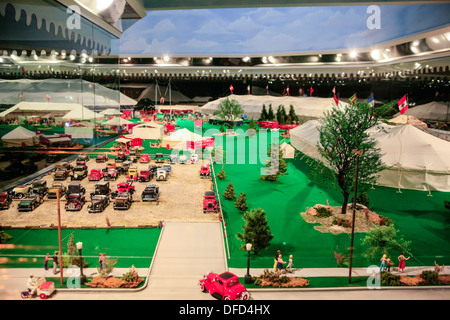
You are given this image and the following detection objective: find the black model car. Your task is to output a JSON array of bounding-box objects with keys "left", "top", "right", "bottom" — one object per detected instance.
[
  {"left": 77, "top": 154, "right": 90, "bottom": 162},
  {"left": 47, "top": 183, "right": 67, "bottom": 199},
  {"left": 113, "top": 192, "right": 132, "bottom": 210},
  {"left": 90, "top": 181, "right": 111, "bottom": 198},
  {"left": 17, "top": 194, "right": 43, "bottom": 212},
  {"left": 31, "top": 180, "right": 48, "bottom": 197},
  {"left": 70, "top": 165, "right": 88, "bottom": 181},
  {"left": 95, "top": 153, "right": 109, "bottom": 163},
  {"left": 141, "top": 184, "right": 160, "bottom": 202},
  {"left": 66, "top": 183, "right": 86, "bottom": 198},
  {"left": 88, "top": 195, "right": 110, "bottom": 213},
  {"left": 115, "top": 151, "right": 127, "bottom": 163},
  {"left": 54, "top": 162, "right": 71, "bottom": 181},
  {"left": 154, "top": 153, "right": 164, "bottom": 163}
]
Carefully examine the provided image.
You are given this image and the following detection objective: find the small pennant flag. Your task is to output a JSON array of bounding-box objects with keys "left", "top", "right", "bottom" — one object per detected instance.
[
  {"left": 21, "top": 66, "right": 26, "bottom": 75},
  {"left": 349, "top": 93, "right": 357, "bottom": 104},
  {"left": 397, "top": 95, "right": 408, "bottom": 114},
  {"left": 286, "top": 86, "right": 290, "bottom": 96},
  {"left": 46, "top": 94, "right": 50, "bottom": 101},
  {"left": 247, "top": 85, "right": 250, "bottom": 94},
  {"left": 229, "top": 85, "right": 234, "bottom": 93},
  {"left": 333, "top": 95, "right": 339, "bottom": 106},
  {"left": 310, "top": 87, "right": 314, "bottom": 96},
  {"left": 266, "top": 85, "right": 269, "bottom": 95},
  {"left": 367, "top": 94, "right": 375, "bottom": 109}
]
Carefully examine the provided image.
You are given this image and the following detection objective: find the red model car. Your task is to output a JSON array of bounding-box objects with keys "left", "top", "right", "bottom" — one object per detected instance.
[
  {"left": 139, "top": 154, "right": 151, "bottom": 163},
  {"left": 65, "top": 193, "right": 86, "bottom": 211},
  {"left": 200, "top": 164, "right": 210, "bottom": 179},
  {"left": 139, "top": 169, "right": 152, "bottom": 182},
  {"left": 111, "top": 182, "right": 135, "bottom": 198},
  {"left": 88, "top": 169, "right": 104, "bottom": 181},
  {"left": 199, "top": 271, "right": 250, "bottom": 300},
  {"left": 203, "top": 191, "right": 219, "bottom": 213}
]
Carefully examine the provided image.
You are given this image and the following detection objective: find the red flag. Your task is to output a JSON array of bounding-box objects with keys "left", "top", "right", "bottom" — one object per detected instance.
[
  {"left": 88, "top": 83, "right": 93, "bottom": 89},
  {"left": 286, "top": 86, "right": 290, "bottom": 96},
  {"left": 310, "top": 87, "right": 314, "bottom": 96},
  {"left": 397, "top": 95, "right": 408, "bottom": 114},
  {"left": 229, "top": 85, "right": 234, "bottom": 93},
  {"left": 333, "top": 95, "right": 339, "bottom": 106},
  {"left": 21, "top": 66, "right": 26, "bottom": 75},
  {"left": 46, "top": 94, "right": 50, "bottom": 101}
]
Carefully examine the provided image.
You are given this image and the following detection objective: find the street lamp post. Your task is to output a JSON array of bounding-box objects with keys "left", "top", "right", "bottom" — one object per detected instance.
[
  {"left": 244, "top": 243, "right": 252, "bottom": 284},
  {"left": 76, "top": 242, "right": 87, "bottom": 285}
]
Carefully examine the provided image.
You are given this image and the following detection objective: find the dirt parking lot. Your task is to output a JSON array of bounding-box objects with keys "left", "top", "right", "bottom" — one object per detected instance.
[{"left": 0, "top": 159, "right": 219, "bottom": 228}]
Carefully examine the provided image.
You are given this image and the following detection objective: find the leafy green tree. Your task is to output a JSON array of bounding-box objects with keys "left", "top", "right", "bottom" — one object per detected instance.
[
  {"left": 234, "top": 192, "right": 248, "bottom": 212},
  {"left": 361, "top": 224, "right": 411, "bottom": 259},
  {"left": 237, "top": 208, "right": 273, "bottom": 255},
  {"left": 316, "top": 102, "right": 384, "bottom": 214},
  {"left": 247, "top": 119, "right": 258, "bottom": 136},
  {"left": 276, "top": 105, "right": 286, "bottom": 124},
  {"left": 288, "top": 105, "right": 299, "bottom": 123},
  {"left": 213, "top": 98, "right": 244, "bottom": 126},
  {"left": 260, "top": 143, "right": 288, "bottom": 181},
  {"left": 223, "top": 182, "right": 236, "bottom": 200},
  {"left": 267, "top": 104, "right": 275, "bottom": 121}
]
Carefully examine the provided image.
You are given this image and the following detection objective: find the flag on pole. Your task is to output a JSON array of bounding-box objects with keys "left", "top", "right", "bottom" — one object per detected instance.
[
  {"left": 397, "top": 95, "right": 408, "bottom": 114},
  {"left": 266, "top": 85, "right": 269, "bottom": 95},
  {"left": 229, "top": 85, "right": 234, "bottom": 93},
  {"left": 349, "top": 93, "right": 357, "bottom": 105},
  {"left": 247, "top": 85, "right": 250, "bottom": 94},
  {"left": 332, "top": 87, "right": 336, "bottom": 95},
  {"left": 46, "top": 94, "right": 50, "bottom": 101},
  {"left": 21, "top": 66, "right": 26, "bottom": 75},
  {"left": 367, "top": 94, "right": 375, "bottom": 109},
  {"left": 286, "top": 86, "right": 290, "bottom": 96},
  {"left": 310, "top": 87, "right": 314, "bottom": 96},
  {"left": 333, "top": 95, "right": 339, "bottom": 106}
]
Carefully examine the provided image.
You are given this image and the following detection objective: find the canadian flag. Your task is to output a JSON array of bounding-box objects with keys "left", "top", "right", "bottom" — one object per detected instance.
[{"left": 397, "top": 95, "right": 408, "bottom": 114}]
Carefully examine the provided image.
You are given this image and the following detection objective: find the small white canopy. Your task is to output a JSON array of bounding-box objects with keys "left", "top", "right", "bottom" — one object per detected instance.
[
  {"left": 165, "top": 128, "right": 203, "bottom": 142},
  {"left": 131, "top": 122, "right": 164, "bottom": 140},
  {"left": 100, "top": 108, "right": 122, "bottom": 116},
  {"left": 389, "top": 115, "right": 427, "bottom": 130},
  {"left": 1, "top": 126, "right": 39, "bottom": 147},
  {"left": 280, "top": 142, "right": 296, "bottom": 159},
  {"left": 104, "top": 117, "right": 134, "bottom": 126}
]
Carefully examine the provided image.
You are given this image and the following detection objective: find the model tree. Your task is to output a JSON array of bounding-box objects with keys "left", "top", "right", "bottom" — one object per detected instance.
[
  {"left": 247, "top": 119, "right": 258, "bottom": 136},
  {"left": 259, "top": 104, "right": 268, "bottom": 121},
  {"left": 234, "top": 192, "right": 248, "bottom": 212},
  {"left": 276, "top": 105, "right": 287, "bottom": 124},
  {"left": 361, "top": 224, "right": 411, "bottom": 259},
  {"left": 267, "top": 104, "right": 275, "bottom": 121},
  {"left": 316, "top": 102, "right": 384, "bottom": 214},
  {"left": 217, "top": 168, "right": 227, "bottom": 180},
  {"left": 288, "top": 105, "right": 299, "bottom": 123},
  {"left": 223, "top": 182, "right": 236, "bottom": 200},
  {"left": 213, "top": 98, "right": 244, "bottom": 127},
  {"left": 237, "top": 208, "right": 273, "bottom": 255},
  {"left": 260, "top": 142, "right": 288, "bottom": 181}
]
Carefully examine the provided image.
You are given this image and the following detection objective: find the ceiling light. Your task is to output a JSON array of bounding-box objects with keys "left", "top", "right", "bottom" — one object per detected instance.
[
  {"left": 95, "top": 0, "right": 114, "bottom": 12},
  {"left": 350, "top": 51, "right": 357, "bottom": 58},
  {"left": 242, "top": 56, "right": 250, "bottom": 62},
  {"left": 268, "top": 56, "right": 274, "bottom": 63},
  {"left": 370, "top": 49, "right": 381, "bottom": 60},
  {"left": 163, "top": 55, "right": 170, "bottom": 62}
]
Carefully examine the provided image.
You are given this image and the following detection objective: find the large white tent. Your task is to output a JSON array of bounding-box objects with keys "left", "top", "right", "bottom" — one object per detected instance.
[
  {"left": 290, "top": 121, "right": 450, "bottom": 192},
  {"left": 200, "top": 94, "right": 348, "bottom": 119},
  {"left": 393, "top": 101, "right": 450, "bottom": 122},
  {"left": 129, "top": 122, "right": 164, "bottom": 140},
  {"left": 1, "top": 126, "right": 39, "bottom": 147}
]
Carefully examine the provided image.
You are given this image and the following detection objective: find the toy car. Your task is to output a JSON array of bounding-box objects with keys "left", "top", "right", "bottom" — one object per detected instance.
[
  {"left": 116, "top": 160, "right": 132, "bottom": 175},
  {"left": 139, "top": 154, "right": 151, "bottom": 163},
  {"left": 200, "top": 164, "right": 210, "bottom": 178},
  {"left": 126, "top": 166, "right": 139, "bottom": 182},
  {"left": 179, "top": 155, "right": 188, "bottom": 164},
  {"left": 162, "top": 164, "right": 172, "bottom": 174},
  {"left": 75, "top": 160, "right": 87, "bottom": 170},
  {"left": 47, "top": 183, "right": 67, "bottom": 199},
  {"left": 156, "top": 168, "right": 167, "bottom": 181},
  {"left": 21, "top": 277, "right": 55, "bottom": 300},
  {"left": 90, "top": 181, "right": 111, "bottom": 198},
  {"left": 111, "top": 182, "right": 135, "bottom": 198},
  {"left": 88, "top": 195, "right": 110, "bottom": 213},
  {"left": 70, "top": 165, "right": 88, "bottom": 181},
  {"left": 95, "top": 153, "right": 109, "bottom": 163},
  {"left": 18, "top": 194, "right": 43, "bottom": 212},
  {"left": 0, "top": 191, "right": 12, "bottom": 209},
  {"left": 104, "top": 168, "right": 118, "bottom": 181},
  {"left": 141, "top": 184, "right": 160, "bottom": 202},
  {"left": 139, "top": 169, "right": 153, "bottom": 182},
  {"left": 113, "top": 192, "right": 132, "bottom": 210},
  {"left": 190, "top": 154, "right": 199, "bottom": 164},
  {"left": 10, "top": 185, "right": 31, "bottom": 199},
  {"left": 88, "top": 169, "right": 104, "bottom": 181},
  {"left": 155, "top": 153, "right": 164, "bottom": 163},
  {"left": 168, "top": 154, "right": 178, "bottom": 164},
  {"left": 128, "top": 150, "right": 138, "bottom": 163},
  {"left": 66, "top": 183, "right": 86, "bottom": 198},
  {"left": 31, "top": 180, "right": 48, "bottom": 197},
  {"left": 203, "top": 191, "right": 219, "bottom": 213},
  {"left": 77, "top": 154, "right": 90, "bottom": 162},
  {"left": 199, "top": 272, "right": 250, "bottom": 300},
  {"left": 65, "top": 193, "right": 86, "bottom": 211},
  {"left": 53, "top": 162, "right": 71, "bottom": 181},
  {"left": 115, "top": 151, "right": 127, "bottom": 163},
  {"left": 148, "top": 165, "right": 158, "bottom": 175}
]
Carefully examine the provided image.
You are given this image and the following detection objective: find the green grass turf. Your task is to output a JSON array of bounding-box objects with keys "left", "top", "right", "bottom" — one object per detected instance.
[{"left": 0, "top": 228, "right": 160, "bottom": 268}]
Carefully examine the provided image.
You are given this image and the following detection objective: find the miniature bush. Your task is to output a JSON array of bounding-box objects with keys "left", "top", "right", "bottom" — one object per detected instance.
[
  {"left": 316, "top": 206, "right": 332, "bottom": 218},
  {"left": 0, "top": 231, "right": 12, "bottom": 244},
  {"left": 421, "top": 270, "right": 441, "bottom": 285},
  {"left": 217, "top": 168, "right": 227, "bottom": 180},
  {"left": 234, "top": 192, "right": 248, "bottom": 212},
  {"left": 223, "top": 182, "right": 236, "bottom": 200},
  {"left": 380, "top": 271, "right": 401, "bottom": 286}
]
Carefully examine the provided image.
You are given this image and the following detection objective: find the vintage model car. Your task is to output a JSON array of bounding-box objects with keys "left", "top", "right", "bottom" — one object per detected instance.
[
  {"left": 148, "top": 165, "right": 158, "bottom": 175},
  {"left": 200, "top": 164, "right": 211, "bottom": 179},
  {"left": 88, "top": 169, "right": 104, "bottom": 181},
  {"left": 10, "top": 184, "right": 32, "bottom": 199},
  {"left": 138, "top": 169, "right": 153, "bottom": 182},
  {"left": 179, "top": 155, "right": 188, "bottom": 164},
  {"left": 66, "top": 183, "right": 86, "bottom": 197},
  {"left": 115, "top": 151, "right": 127, "bottom": 163},
  {"left": 77, "top": 154, "right": 90, "bottom": 162},
  {"left": 47, "top": 183, "right": 67, "bottom": 199},
  {"left": 95, "top": 153, "right": 109, "bottom": 163},
  {"left": 162, "top": 164, "right": 172, "bottom": 174},
  {"left": 70, "top": 165, "right": 88, "bottom": 181},
  {"left": 155, "top": 168, "right": 167, "bottom": 181},
  {"left": 139, "top": 154, "right": 151, "bottom": 163},
  {"left": 141, "top": 184, "right": 160, "bottom": 202},
  {"left": 154, "top": 153, "right": 164, "bottom": 163},
  {"left": 88, "top": 195, "right": 110, "bottom": 213},
  {"left": 190, "top": 154, "right": 199, "bottom": 164},
  {"left": 116, "top": 160, "right": 132, "bottom": 175},
  {"left": 199, "top": 272, "right": 250, "bottom": 300},
  {"left": 126, "top": 166, "right": 139, "bottom": 182},
  {"left": 65, "top": 193, "right": 86, "bottom": 211},
  {"left": 111, "top": 182, "right": 135, "bottom": 198},
  {"left": 75, "top": 160, "right": 87, "bottom": 170},
  {"left": 90, "top": 181, "right": 111, "bottom": 198},
  {"left": 18, "top": 194, "right": 43, "bottom": 212},
  {"left": 113, "top": 192, "right": 132, "bottom": 210},
  {"left": 0, "top": 191, "right": 12, "bottom": 209},
  {"left": 31, "top": 180, "right": 48, "bottom": 197},
  {"left": 203, "top": 191, "right": 219, "bottom": 213},
  {"left": 168, "top": 154, "right": 178, "bottom": 164},
  {"left": 53, "top": 162, "right": 72, "bottom": 181},
  {"left": 128, "top": 150, "right": 138, "bottom": 163},
  {"left": 104, "top": 168, "right": 118, "bottom": 181}
]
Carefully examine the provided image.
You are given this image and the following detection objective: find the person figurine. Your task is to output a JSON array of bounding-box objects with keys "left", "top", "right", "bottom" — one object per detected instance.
[
  {"left": 52, "top": 252, "right": 59, "bottom": 275},
  {"left": 44, "top": 253, "right": 50, "bottom": 271},
  {"left": 386, "top": 258, "right": 392, "bottom": 272},
  {"left": 380, "top": 254, "right": 387, "bottom": 272},
  {"left": 26, "top": 275, "right": 37, "bottom": 297},
  {"left": 102, "top": 253, "right": 107, "bottom": 269},
  {"left": 285, "top": 255, "right": 294, "bottom": 273},
  {"left": 99, "top": 253, "right": 103, "bottom": 270},
  {"left": 276, "top": 254, "right": 287, "bottom": 274},
  {"left": 398, "top": 251, "right": 410, "bottom": 273},
  {"left": 273, "top": 250, "right": 281, "bottom": 271}
]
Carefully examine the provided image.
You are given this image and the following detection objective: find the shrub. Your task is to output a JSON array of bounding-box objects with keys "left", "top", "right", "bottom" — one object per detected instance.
[
  {"left": 421, "top": 270, "right": 441, "bottom": 285},
  {"left": 217, "top": 168, "right": 227, "bottom": 180},
  {"left": 0, "top": 231, "right": 12, "bottom": 244},
  {"left": 381, "top": 271, "right": 401, "bottom": 286},
  {"left": 316, "top": 206, "right": 332, "bottom": 218}
]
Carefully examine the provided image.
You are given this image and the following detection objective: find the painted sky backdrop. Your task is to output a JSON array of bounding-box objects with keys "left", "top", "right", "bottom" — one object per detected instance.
[{"left": 117, "top": 4, "right": 450, "bottom": 55}]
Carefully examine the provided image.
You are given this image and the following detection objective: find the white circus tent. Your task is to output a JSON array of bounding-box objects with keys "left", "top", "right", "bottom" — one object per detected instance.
[
  {"left": 1, "top": 126, "right": 39, "bottom": 147},
  {"left": 290, "top": 121, "right": 450, "bottom": 192}
]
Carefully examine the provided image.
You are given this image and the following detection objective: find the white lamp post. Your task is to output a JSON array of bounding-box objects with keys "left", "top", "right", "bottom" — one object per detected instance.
[
  {"left": 76, "top": 242, "right": 86, "bottom": 284},
  {"left": 244, "top": 243, "right": 252, "bottom": 284}
]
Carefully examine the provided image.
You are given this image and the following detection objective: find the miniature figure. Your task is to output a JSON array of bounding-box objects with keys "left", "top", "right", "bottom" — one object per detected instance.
[
  {"left": 380, "top": 254, "right": 387, "bottom": 272},
  {"left": 285, "top": 255, "right": 294, "bottom": 273},
  {"left": 398, "top": 251, "right": 410, "bottom": 273}
]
